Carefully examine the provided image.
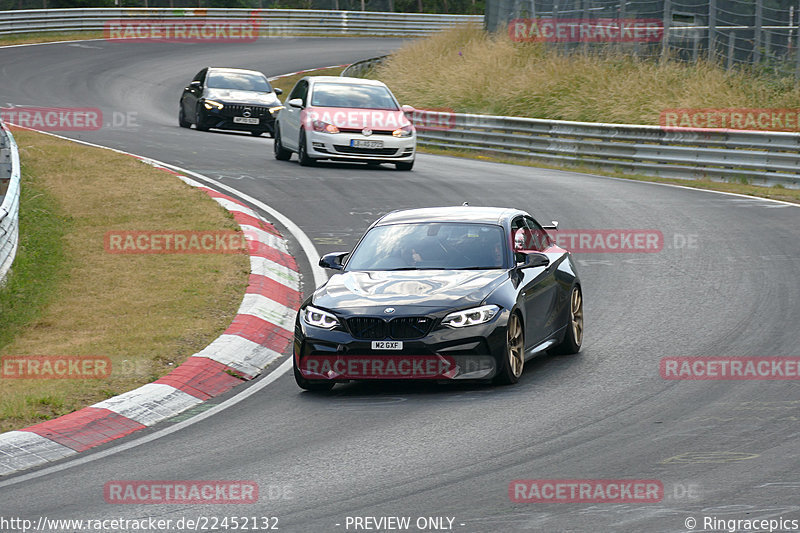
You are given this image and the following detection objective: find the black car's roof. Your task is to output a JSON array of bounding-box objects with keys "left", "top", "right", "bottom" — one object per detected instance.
[{"left": 375, "top": 206, "right": 527, "bottom": 226}]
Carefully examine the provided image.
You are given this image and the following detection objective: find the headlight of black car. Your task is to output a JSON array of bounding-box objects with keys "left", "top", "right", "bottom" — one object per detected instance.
[
  {"left": 302, "top": 305, "right": 340, "bottom": 329},
  {"left": 441, "top": 305, "right": 500, "bottom": 328}
]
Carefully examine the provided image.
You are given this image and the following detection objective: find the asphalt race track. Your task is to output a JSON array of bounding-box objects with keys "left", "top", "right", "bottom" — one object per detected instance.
[{"left": 1, "top": 37, "right": 799, "bottom": 532}]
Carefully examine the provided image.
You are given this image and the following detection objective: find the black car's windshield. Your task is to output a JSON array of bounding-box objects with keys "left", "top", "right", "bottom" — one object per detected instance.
[
  {"left": 207, "top": 71, "right": 272, "bottom": 92},
  {"left": 310, "top": 83, "right": 398, "bottom": 110},
  {"left": 346, "top": 223, "right": 507, "bottom": 271}
]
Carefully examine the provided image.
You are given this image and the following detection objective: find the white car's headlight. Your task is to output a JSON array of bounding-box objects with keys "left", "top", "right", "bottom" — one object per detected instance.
[
  {"left": 393, "top": 125, "right": 414, "bottom": 138},
  {"left": 311, "top": 120, "right": 340, "bottom": 134},
  {"left": 203, "top": 100, "right": 224, "bottom": 110},
  {"left": 441, "top": 305, "right": 500, "bottom": 328},
  {"left": 302, "top": 306, "right": 340, "bottom": 329}
]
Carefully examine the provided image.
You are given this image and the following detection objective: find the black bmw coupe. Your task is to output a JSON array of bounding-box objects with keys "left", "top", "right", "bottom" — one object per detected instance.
[
  {"left": 179, "top": 67, "right": 283, "bottom": 137},
  {"left": 293, "top": 206, "right": 584, "bottom": 391}
]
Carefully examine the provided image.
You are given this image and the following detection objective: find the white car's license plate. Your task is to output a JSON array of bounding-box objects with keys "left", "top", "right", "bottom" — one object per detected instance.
[
  {"left": 372, "top": 341, "right": 403, "bottom": 350},
  {"left": 234, "top": 117, "right": 259, "bottom": 125},
  {"left": 351, "top": 139, "right": 384, "bottom": 149}
]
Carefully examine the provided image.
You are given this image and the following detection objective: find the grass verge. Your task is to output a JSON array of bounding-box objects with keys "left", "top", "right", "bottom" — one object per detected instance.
[
  {"left": 0, "top": 31, "right": 105, "bottom": 46},
  {"left": 269, "top": 66, "right": 347, "bottom": 96},
  {"left": 0, "top": 129, "right": 249, "bottom": 432}
]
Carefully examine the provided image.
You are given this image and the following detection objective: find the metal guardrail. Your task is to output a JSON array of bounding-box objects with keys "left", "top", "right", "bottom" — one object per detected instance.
[
  {"left": 0, "top": 120, "right": 20, "bottom": 285},
  {"left": 411, "top": 112, "right": 800, "bottom": 188},
  {"left": 0, "top": 8, "right": 481, "bottom": 37},
  {"left": 341, "top": 54, "right": 388, "bottom": 77}
]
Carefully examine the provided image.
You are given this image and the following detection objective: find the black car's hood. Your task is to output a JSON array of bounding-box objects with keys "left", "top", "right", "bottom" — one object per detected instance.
[
  {"left": 206, "top": 88, "right": 280, "bottom": 106},
  {"left": 313, "top": 270, "right": 508, "bottom": 310}
]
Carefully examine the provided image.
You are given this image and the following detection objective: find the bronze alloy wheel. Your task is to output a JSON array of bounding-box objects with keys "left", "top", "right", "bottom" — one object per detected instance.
[
  {"left": 507, "top": 313, "right": 524, "bottom": 379},
  {"left": 570, "top": 286, "right": 584, "bottom": 347}
]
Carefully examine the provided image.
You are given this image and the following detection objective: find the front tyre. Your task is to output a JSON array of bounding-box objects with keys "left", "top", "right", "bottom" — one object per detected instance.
[
  {"left": 494, "top": 312, "right": 525, "bottom": 385},
  {"left": 293, "top": 363, "right": 334, "bottom": 392},
  {"left": 273, "top": 127, "right": 292, "bottom": 161},
  {"left": 298, "top": 129, "right": 316, "bottom": 167},
  {"left": 553, "top": 285, "right": 583, "bottom": 355},
  {"left": 178, "top": 107, "right": 190, "bottom": 128},
  {"left": 195, "top": 105, "right": 210, "bottom": 131}
]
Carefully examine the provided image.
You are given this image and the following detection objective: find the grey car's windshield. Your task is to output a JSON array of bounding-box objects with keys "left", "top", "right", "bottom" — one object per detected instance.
[
  {"left": 310, "top": 83, "right": 399, "bottom": 110},
  {"left": 207, "top": 72, "right": 272, "bottom": 92},
  {"left": 346, "top": 223, "right": 507, "bottom": 271}
]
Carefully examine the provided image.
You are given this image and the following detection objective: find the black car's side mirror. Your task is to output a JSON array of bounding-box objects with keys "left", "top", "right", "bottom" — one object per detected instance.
[
  {"left": 518, "top": 252, "right": 550, "bottom": 269},
  {"left": 189, "top": 80, "right": 202, "bottom": 89},
  {"left": 274, "top": 88, "right": 283, "bottom": 95},
  {"left": 319, "top": 252, "right": 349, "bottom": 270}
]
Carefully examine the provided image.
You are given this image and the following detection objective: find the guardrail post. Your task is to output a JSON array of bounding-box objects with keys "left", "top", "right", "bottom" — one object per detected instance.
[
  {"left": 727, "top": 30, "right": 736, "bottom": 70},
  {"left": 796, "top": 3, "right": 800, "bottom": 80},
  {"left": 661, "top": 0, "right": 671, "bottom": 60},
  {"left": 708, "top": 0, "right": 716, "bottom": 62},
  {"left": 755, "top": 0, "right": 763, "bottom": 63}
]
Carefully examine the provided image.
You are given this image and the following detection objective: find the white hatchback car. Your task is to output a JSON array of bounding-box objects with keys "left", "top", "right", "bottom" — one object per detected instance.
[{"left": 273, "top": 76, "right": 416, "bottom": 171}]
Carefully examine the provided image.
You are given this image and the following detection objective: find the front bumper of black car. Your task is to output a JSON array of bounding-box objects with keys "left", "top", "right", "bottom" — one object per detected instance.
[
  {"left": 200, "top": 103, "right": 278, "bottom": 133},
  {"left": 293, "top": 309, "right": 509, "bottom": 382}
]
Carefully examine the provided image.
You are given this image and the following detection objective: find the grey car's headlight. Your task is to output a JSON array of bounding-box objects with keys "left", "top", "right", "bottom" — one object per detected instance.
[
  {"left": 441, "top": 305, "right": 500, "bottom": 328},
  {"left": 269, "top": 105, "right": 284, "bottom": 115},
  {"left": 204, "top": 100, "right": 224, "bottom": 110},
  {"left": 302, "top": 305, "right": 340, "bottom": 329}
]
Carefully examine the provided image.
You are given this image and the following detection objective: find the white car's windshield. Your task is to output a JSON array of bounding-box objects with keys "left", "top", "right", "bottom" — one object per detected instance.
[{"left": 310, "top": 83, "right": 399, "bottom": 110}]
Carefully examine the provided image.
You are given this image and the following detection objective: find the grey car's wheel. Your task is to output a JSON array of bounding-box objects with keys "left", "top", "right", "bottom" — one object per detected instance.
[
  {"left": 298, "top": 129, "right": 316, "bottom": 166},
  {"left": 293, "top": 363, "right": 334, "bottom": 392},
  {"left": 553, "top": 285, "right": 583, "bottom": 355},
  {"left": 494, "top": 312, "right": 524, "bottom": 385},
  {"left": 178, "top": 107, "right": 190, "bottom": 128},
  {"left": 273, "top": 127, "right": 292, "bottom": 161}
]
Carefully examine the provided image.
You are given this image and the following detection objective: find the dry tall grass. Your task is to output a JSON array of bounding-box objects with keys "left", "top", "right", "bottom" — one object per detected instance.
[{"left": 375, "top": 25, "right": 800, "bottom": 124}]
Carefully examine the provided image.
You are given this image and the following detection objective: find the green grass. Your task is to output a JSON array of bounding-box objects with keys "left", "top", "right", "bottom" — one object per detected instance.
[
  {"left": 0, "top": 158, "right": 71, "bottom": 350},
  {"left": 0, "top": 129, "right": 249, "bottom": 432}
]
